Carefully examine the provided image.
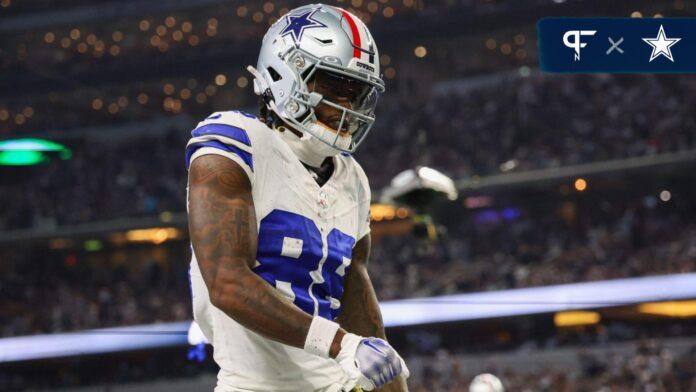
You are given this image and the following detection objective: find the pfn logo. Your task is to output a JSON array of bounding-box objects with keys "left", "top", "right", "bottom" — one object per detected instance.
[{"left": 563, "top": 30, "right": 596, "bottom": 61}]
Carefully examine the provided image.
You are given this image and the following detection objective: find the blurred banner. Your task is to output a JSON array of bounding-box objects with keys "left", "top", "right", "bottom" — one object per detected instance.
[
  {"left": 3, "top": 273, "right": 696, "bottom": 363},
  {"left": 538, "top": 17, "right": 696, "bottom": 73}
]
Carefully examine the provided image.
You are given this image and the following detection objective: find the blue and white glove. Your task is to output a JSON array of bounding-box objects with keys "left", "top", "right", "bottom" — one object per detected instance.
[{"left": 335, "top": 333, "right": 410, "bottom": 391}]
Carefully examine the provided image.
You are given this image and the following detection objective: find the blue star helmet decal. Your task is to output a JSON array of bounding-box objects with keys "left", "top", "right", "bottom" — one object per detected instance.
[{"left": 280, "top": 9, "right": 327, "bottom": 45}]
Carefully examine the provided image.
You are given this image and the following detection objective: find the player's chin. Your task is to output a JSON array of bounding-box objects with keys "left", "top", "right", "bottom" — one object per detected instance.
[
  {"left": 329, "top": 122, "right": 352, "bottom": 137},
  {"left": 317, "top": 120, "right": 350, "bottom": 137}
]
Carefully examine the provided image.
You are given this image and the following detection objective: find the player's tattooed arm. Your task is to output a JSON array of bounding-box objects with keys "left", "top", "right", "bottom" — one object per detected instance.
[
  {"left": 188, "top": 154, "right": 317, "bottom": 349},
  {"left": 337, "top": 235, "right": 384, "bottom": 337},
  {"left": 338, "top": 235, "right": 410, "bottom": 392}
]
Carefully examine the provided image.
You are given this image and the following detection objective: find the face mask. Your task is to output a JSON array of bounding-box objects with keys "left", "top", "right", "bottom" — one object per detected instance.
[{"left": 279, "top": 121, "right": 351, "bottom": 167}]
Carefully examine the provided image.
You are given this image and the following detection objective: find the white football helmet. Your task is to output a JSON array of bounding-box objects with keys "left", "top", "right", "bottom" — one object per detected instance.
[{"left": 248, "top": 3, "right": 385, "bottom": 154}]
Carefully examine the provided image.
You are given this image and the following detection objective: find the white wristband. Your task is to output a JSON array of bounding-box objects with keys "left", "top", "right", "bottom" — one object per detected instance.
[{"left": 304, "top": 316, "right": 340, "bottom": 358}]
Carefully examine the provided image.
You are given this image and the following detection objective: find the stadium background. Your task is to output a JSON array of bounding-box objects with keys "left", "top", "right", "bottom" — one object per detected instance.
[{"left": 1, "top": 0, "right": 696, "bottom": 390}]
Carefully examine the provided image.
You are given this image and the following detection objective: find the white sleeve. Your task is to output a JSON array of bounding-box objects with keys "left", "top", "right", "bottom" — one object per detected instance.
[
  {"left": 357, "top": 194, "right": 371, "bottom": 239},
  {"left": 184, "top": 112, "right": 255, "bottom": 186},
  {"left": 355, "top": 163, "right": 372, "bottom": 240},
  {"left": 187, "top": 146, "right": 254, "bottom": 183}
]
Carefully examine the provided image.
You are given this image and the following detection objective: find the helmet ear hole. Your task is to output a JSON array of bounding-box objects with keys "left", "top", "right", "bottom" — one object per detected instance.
[{"left": 267, "top": 66, "right": 282, "bottom": 82}]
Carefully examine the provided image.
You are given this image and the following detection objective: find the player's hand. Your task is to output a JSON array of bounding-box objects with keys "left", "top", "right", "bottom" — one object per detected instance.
[{"left": 335, "top": 333, "right": 409, "bottom": 391}]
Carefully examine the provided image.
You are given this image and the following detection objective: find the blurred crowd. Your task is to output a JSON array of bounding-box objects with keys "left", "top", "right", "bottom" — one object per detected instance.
[
  {"left": 2, "top": 73, "right": 696, "bottom": 231},
  {"left": 3, "top": 333, "right": 695, "bottom": 391},
  {"left": 0, "top": 130, "right": 187, "bottom": 230},
  {"left": 361, "top": 73, "right": 696, "bottom": 187},
  {"left": 3, "top": 188, "right": 694, "bottom": 337},
  {"left": 1, "top": 72, "right": 696, "bottom": 337},
  {"left": 372, "top": 194, "right": 696, "bottom": 300},
  {"left": 409, "top": 340, "right": 696, "bottom": 392},
  {"left": 0, "top": 245, "right": 190, "bottom": 337}
]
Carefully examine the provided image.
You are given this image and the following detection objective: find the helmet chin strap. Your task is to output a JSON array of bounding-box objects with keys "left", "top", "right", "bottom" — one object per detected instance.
[
  {"left": 278, "top": 122, "right": 350, "bottom": 168},
  {"left": 278, "top": 127, "right": 327, "bottom": 168}
]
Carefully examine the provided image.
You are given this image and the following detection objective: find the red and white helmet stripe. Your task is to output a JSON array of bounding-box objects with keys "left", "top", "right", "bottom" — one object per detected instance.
[{"left": 337, "top": 8, "right": 375, "bottom": 64}]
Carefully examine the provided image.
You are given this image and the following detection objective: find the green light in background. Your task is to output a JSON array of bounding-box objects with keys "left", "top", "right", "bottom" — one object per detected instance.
[
  {"left": 0, "top": 138, "right": 72, "bottom": 166},
  {"left": 83, "top": 239, "right": 103, "bottom": 252},
  {"left": 0, "top": 138, "right": 66, "bottom": 151},
  {"left": 0, "top": 150, "right": 47, "bottom": 165}
]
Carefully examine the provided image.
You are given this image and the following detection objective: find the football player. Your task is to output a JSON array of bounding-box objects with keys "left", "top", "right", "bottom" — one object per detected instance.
[{"left": 186, "top": 4, "right": 409, "bottom": 392}]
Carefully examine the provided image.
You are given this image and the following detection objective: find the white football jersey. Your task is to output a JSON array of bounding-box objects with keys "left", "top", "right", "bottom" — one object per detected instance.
[{"left": 185, "top": 110, "right": 371, "bottom": 391}]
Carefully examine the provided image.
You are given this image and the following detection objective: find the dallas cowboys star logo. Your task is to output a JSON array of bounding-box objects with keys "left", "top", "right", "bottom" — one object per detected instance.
[
  {"left": 642, "top": 24, "right": 681, "bottom": 62},
  {"left": 280, "top": 9, "right": 326, "bottom": 45}
]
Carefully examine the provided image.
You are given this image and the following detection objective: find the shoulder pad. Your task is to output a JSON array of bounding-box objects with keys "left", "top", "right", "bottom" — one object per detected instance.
[{"left": 195, "top": 110, "right": 258, "bottom": 130}]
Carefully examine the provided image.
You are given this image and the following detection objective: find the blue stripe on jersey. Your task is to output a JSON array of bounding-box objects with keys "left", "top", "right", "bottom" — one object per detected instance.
[
  {"left": 185, "top": 140, "right": 254, "bottom": 171},
  {"left": 236, "top": 110, "right": 257, "bottom": 119},
  {"left": 191, "top": 123, "right": 251, "bottom": 146}
]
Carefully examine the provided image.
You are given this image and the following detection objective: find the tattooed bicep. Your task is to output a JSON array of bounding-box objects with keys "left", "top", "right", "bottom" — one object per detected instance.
[
  {"left": 188, "top": 153, "right": 252, "bottom": 198},
  {"left": 352, "top": 234, "right": 372, "bottom": 267},
  {"left": 188, "top": 154, "right": 258, "bottom": 287}
]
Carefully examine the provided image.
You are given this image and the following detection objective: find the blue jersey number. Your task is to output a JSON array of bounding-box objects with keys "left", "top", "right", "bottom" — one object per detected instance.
[{"left": 255, "top": 210, "right": 356, "bottom": 319}]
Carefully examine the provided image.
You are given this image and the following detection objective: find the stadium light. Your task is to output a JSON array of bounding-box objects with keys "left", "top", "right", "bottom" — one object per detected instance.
[
  {"left": 125, "top": 227, "right": 181, "bottom": 244},
  {"left": 414, "top": 46, "right": 427, "bottom": 58},
  {"left": 0, "top": 138, "right": 72, "bottom": 166},
  {"left": 554, "top": 311, "right": 600, "bottom": 327},
  {"left": 638, "top": 300, "right": 696, "bottom": 317},
  {"left": 0, "top": 150, "right": 45, "bottom": 165},
  {"left": 83, "top": 239, "right": 103, "bottom": 252},
  {"left": 660, "top": 190, "right": 671, "bottom": 202},
  {"left": 574, "top": 178, "right": 587, "bottom": 191}
]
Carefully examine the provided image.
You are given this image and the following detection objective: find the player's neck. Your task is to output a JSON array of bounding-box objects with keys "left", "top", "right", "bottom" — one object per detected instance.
[{"left": 302, "top": 157, "right": 334, "bottom": 187}]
